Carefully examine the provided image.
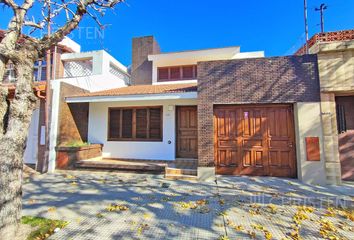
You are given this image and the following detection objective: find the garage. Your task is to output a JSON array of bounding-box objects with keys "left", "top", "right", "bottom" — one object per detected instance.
[{"left": 214, "top": 104, "right": 297, "bottom": 177}]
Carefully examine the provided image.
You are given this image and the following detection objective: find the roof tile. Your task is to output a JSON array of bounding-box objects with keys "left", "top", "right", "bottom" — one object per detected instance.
[{"left": 69, "top": 83, "right": 197, "bottom": 98}]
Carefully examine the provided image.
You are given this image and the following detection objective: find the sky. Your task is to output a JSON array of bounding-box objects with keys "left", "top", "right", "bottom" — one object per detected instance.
[{"left": 1, "top": 0, "right": 354, "bottom": 66}]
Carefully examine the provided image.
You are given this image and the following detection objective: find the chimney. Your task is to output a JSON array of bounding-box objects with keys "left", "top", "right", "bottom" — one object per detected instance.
[{"left": 131, "top": 36, "right": 160, "bottom": 85}]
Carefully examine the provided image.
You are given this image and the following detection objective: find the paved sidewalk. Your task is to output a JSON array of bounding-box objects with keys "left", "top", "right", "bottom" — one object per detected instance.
[{"left": 22, "top": 171, "right": 354, "bottom": 240}]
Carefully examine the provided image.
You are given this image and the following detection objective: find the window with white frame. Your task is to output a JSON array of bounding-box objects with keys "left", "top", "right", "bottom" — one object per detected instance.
[{"left": 3, "top": 63, "right": 16, "bottom": 83}]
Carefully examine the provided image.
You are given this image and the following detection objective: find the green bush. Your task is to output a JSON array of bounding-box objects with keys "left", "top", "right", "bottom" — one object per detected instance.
[{"left": 61, "top": 140, "right": 90, "bottom": 147}]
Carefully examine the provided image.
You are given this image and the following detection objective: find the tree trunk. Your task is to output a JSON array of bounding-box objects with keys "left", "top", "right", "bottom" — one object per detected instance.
[{"left": 0, "top": 55, "right": 37, "bottom": 239}]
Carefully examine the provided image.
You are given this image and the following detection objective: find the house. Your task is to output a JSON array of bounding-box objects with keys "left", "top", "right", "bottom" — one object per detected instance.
[
  {"left": 296, "top": 29, "right": 354, "bottom": 183},
  {"left": 50, "top": 36, "right": 329, "bottom": 185}
]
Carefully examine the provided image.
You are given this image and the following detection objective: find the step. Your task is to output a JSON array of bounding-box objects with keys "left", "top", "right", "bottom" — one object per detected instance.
[
  {"left": 174, "top": 158, "right": 198, "bottom": 164},
  {"left": 165, "top": 167, "right": 197, "bottom": 176},
  {"left": 169, "top": 161, "right": 198, "bottom": 169},
  {"left": 164, "top": 174, "right": 198, "bottom": 181},
  {"left": 75, "top": 159, "right": 165, "bottom": 172},
  {"left": 175, "top": 158, "right": 198, "bottom": 161}
]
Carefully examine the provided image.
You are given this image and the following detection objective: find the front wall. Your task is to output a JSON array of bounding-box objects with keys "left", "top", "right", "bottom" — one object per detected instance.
[
  {"left": 293, "top": 103, "right": 327, "bottom": 185},
  {"left": 197, "top": 55, "right": 327, "bottom": 183},
  {"left": 320, "top": 93, "right": 341, "bottom": 184},
  {"left": 88, "top": 99, "right": 197, "bottom": 160},
  {"left": 58, "top": 83, "right": 89, "bottom": 145},
  {"left": 198, "top": 55, "right": 321, "bottom": 167},
  {"left": 318, "top": 48, "right": 354, "bottom": 92}
]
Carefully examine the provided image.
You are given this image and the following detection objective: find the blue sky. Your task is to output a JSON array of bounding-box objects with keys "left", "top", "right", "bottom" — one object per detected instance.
[{"left": 1, "top": 0, "right": 354, "bottom": 65}]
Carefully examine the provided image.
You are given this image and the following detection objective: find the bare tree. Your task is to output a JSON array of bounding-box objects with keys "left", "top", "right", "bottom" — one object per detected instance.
[{"left": 0, "top": 0, "right": 123, "bottom": 238}]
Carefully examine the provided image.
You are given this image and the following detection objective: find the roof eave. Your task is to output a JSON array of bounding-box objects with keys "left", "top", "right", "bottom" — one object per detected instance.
[{"left": 66, "top": 91, "right": 198, "bottom": 103}]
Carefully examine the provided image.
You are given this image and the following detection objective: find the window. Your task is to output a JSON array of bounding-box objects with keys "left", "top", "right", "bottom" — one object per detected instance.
[
  {"left": 157, "top": 68, "right": 169, "bottom": 80},
  {"left": 108, "top": 107, "right": 163, "bottom": 141},
  {"left": 3, "top": 63, "right": 16, "bottom": 83},
  {"left": 170, "top": 67, "right": 181, "bottom": 80},
  {"left": 157, "top": 65, "right": 197, "bottom": 82},
  {"left": 33, "top": 60, "right": 47, "bottom": 81},
  {"left": 182, "top": 66, "right": 194, "bottom": 79}
]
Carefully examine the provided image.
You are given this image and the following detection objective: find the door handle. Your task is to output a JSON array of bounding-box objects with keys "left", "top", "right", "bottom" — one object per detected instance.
[{"left": 288, "top": 142, "right": 293, "bottom": 148}]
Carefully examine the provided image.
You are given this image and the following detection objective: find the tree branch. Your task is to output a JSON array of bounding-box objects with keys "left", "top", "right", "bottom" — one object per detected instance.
[
  {"left": 21, "top": 0, "right": 35, "bottom": 11},
  {"left": 0, "top": 0, "right": 18, "bottom": 10},
  {"left": 39, "top": 0, "right": 123, "bottom": 49},
  {"left": 24, "top": 21, "right": 44, "bottom": 29}
]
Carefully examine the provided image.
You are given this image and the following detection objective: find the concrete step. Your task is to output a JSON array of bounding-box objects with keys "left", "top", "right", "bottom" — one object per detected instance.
[
  {"left": 76, "top": 159, "right": 166, "bottom": 172},
  {"left": 174, "top": 158, "right": 198, "bottom": 164},
  {"left": 170, "top": 159, "right": 198, "bottom": 169},
  {"left": 164, "top": 174, "right": 198, "bottom": 181},
  {"left": 165, "top": 167, "right": 197, "bottom": 176}
]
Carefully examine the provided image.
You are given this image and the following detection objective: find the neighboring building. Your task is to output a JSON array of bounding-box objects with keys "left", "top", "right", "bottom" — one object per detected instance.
[
  {"left": 53, "top": 36, "right": 329, "bottom": 185},
  {"left": 1, "top": 29, "right": 129, "bottom": 172},
  {"left": 296, "top": 29, "right": 354, "bottom": 183},
  {"left": 0, "top": 29, "right": 79, "bottom": 171}
]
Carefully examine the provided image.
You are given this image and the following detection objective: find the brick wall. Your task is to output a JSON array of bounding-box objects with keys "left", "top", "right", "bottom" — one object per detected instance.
[
  {"left": 57, "top": 82, "right": 89, "bottom": 145},
  {"left": 197, "top": 55, "right": 321, "bottom": 167},
  {"left": 131, "top": 36, "right": 160, "bottom": 85},
  {"left": 296, "top": 29, "right": 354, "bottom": 55},
  {"left": 53, "top": 48, "right": 65, "bottom": 79}
]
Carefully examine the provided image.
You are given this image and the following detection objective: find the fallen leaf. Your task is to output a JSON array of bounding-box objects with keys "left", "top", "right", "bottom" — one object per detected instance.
[
  {"left": 248, "top": 230, "right": 256, "bottom": 239},
  {"left": 198, "top": 206, "right": 210, "bottom": 214},
  {"left": 47, "top": 207, "right": 56, "bottom": 212},
  {"left": 28, "top": 199, "right": 36, "bottom": 204},
  {"left": 106, "top": 204, "right": 129, "bottom": 212},
  {"left": 267, "top": 204, "right": 277, "bottom": 214},
  {"left": 218, "top": 211, "right": 228, "bottom": 216},
  {"left": 65, "top": 174, "right": 76, "bottom": 180},
  {"left": 143, "top": 213, "right": 151, "bottom": 219},
  {"left": 218, "top": 235, "right": 230, "bottom": 240},
  {"left": 264, "top": 230, "right": 272, "bottom": 240},
  {"left": 137, "top": 223, "right": 149, "bottom": 235},
  {"left": 196, "top": 199, "right": 209, "bottom": 206},
  {"left": 324, "top": 207, "right": 336, "bottom": 217}
]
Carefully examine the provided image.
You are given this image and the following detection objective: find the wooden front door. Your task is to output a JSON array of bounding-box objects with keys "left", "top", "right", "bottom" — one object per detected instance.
[
  {"left": 214, "top": 105, "right": 296, "bottom": 177},
  {"left": 176, "top": 106, "right": 198, "bottom": 158}
]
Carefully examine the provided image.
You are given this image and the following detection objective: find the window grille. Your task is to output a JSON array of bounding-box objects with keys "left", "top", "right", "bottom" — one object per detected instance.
[
  {"left": 64, "top": 59, "right": 93, "bottom": 77},
  {"left": 109, "top": 63, "right": 130, "bottom": 83}
]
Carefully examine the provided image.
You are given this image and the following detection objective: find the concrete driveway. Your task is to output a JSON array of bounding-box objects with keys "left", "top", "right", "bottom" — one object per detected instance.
[{"left": 22, "top": 171, "right": 354, "bottom": 240}]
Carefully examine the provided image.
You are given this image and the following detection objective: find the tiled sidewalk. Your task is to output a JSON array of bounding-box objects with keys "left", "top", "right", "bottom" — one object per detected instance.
[{"left": 22, "top": 171, "right": 354, "bottom": 239}]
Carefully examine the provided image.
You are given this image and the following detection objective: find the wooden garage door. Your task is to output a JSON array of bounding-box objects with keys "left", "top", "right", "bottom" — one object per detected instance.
[{"left": 214, "top": 105, "right": 296, "bottom": 177}]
